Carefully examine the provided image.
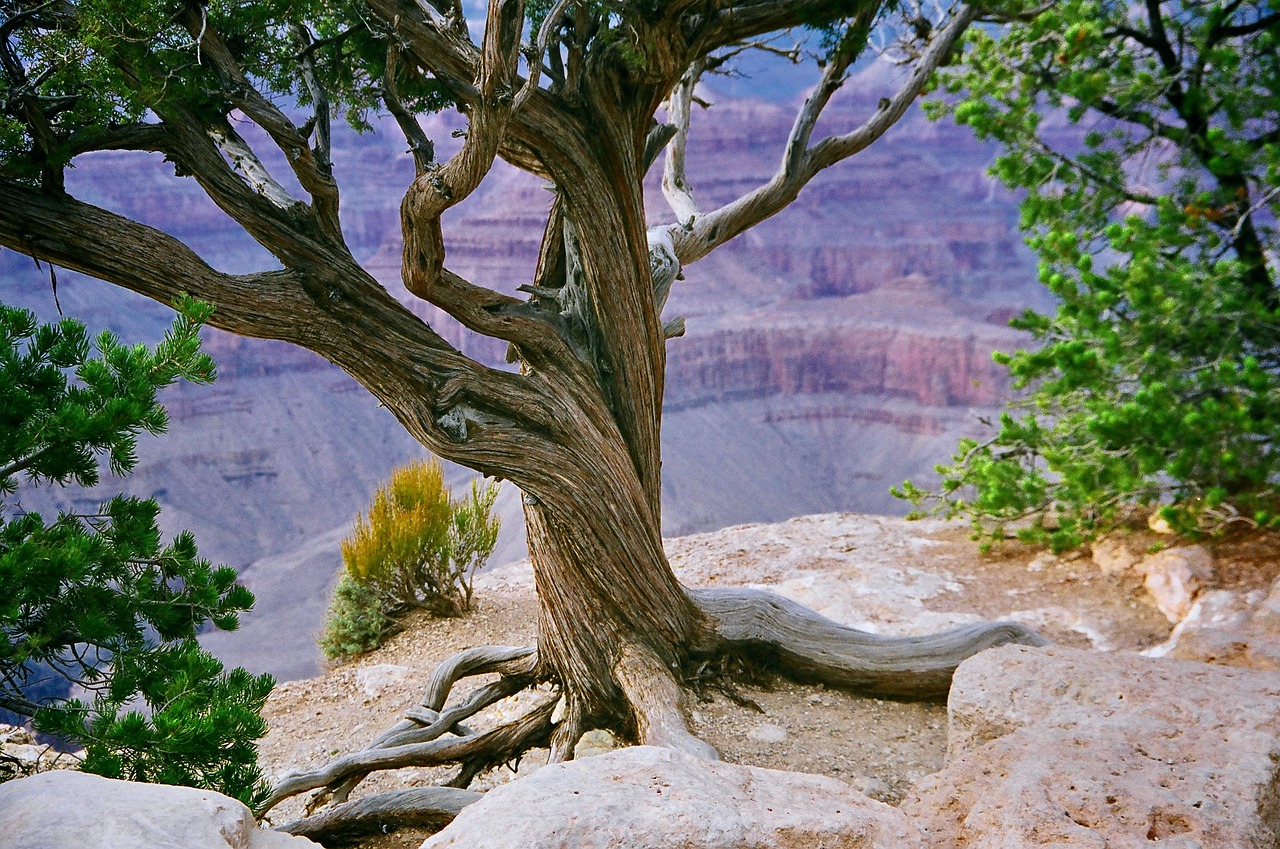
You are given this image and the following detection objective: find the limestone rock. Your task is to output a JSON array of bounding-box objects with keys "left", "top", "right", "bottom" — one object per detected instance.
[
  {"left": 422, "top": 746, "right": 923, "bottom": 849},
  {"left": 0, "top": 770, "right": 319, "bottom": 849},
  {"left": 572, "top": 729, "right": 620, "bottom": 760},
  {"left": 905, "top": 645, "right": 1280, "bottom": 848},
  {"left": 0, "top": 725, "right": 81, "bottom": 781},
  {"left": 1146, "top": 572, "right": 1280, "bottom": 671},
  {"left": 1140, "top": 546, "right": 1214, "bottom": 622},
  {"left": 1090, "top": 536, "right": 1142, "bottom": 576}
]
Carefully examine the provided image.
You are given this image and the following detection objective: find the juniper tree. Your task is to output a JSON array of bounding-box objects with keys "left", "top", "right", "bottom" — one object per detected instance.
[
  {"left": 0, "top": 0, "right": 1043, "bottom": 836},
  {"left": 0, "top": 298, "right": 273, "bottom": 805}
]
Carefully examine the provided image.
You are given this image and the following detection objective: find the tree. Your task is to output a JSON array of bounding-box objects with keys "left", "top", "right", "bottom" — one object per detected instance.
[
  {"left": 897, "top": 0, "right": 1280, "bottom": 551},
  {"left": 0, "top": 0, "right": 1043, "bottom": 836},
  {"left": 0, "top": 298, "right": 274, "bottom": 806}
]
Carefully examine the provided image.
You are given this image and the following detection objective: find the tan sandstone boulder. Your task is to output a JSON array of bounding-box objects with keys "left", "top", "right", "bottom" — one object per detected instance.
[
  {"left": 1149, "top": 573, "right": 1280, "bottom": 671},
  {"left": 903, "top": 645, "right": 1280, "bottom": 848},
  {"left": 422, "top": 745, "right": 924, "bottom": 849},
  {"left": 0, "top": 770, "right": 318, "bottom": 849}
]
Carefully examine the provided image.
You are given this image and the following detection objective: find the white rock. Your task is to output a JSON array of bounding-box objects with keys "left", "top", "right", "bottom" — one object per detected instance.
[
  {"left": 905, "top": 645, "right": 1280, "bottom": 848},
  {"left": 1140, "top": 546, "right": 1215, "bottom": 623},
  {"left": 0, "top": 770, "right": 319, "bottom": 849},
  {"left": 1090, "top": 536, "right": 1142, "bottom": 576},
  {"left": 1143, "top": 575, "right": 1280, "bottom": 670},
  {"left": 747, "top": 722, "right": 789, "bottom": 743},
  {"left": 354, "top": 664, "right": 412, "bottom": 697},
  {"left": 422, "top": 746, "right": 923, "bottom": 849}
]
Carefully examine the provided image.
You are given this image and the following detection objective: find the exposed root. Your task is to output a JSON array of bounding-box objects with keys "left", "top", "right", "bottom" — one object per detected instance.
[
  {"left": 685, "top": 654, "right": 767, "bottom": 713},
  {"left": 615, "top": 644, "right": 719, "bottom": 761},
  {"left": 276, "top": 786, "right": 482, "bottom": 844},
  {"left": 308, "top": 645, "right": 537, "bottom": 811},
  {"left": 262, "top": 590, "right": 1047, "bottom": 840},
  {"left": 547, "top": 695, "right": 585, "bottom": 764},
  {"left": 261, "top": 645, "right": 540, "bottom": 819},
  {"left": 689, "top": 586, "right": 1049, "bottom": 700},
  {"left": 261, "top": 696, "right": 557, "bottom": 817}
]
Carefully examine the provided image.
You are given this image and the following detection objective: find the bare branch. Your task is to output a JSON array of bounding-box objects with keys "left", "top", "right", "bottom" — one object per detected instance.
[
  {"left": 208, "top": 123, "right": 303, "bottom": 213},
  {"left": 384, "top": 42, "right": 436, "bottom": 175},
  {"left": 661, "top": 58, "right": 704, "bottom": 224},
  {"left": 513, "top": 0, "right": 573, "bottom": 111},
  {"left": 671, "top": 3, "right": 980, "bottom": 265},
  {"left": 176, "top": 3, "right": 343, "bottom": 243},
  {"left": 290, "top": 23, "right": 334, "bottom": 177}
]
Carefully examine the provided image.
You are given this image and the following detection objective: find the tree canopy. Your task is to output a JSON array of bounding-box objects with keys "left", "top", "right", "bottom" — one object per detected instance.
[
  {"left": 899, "top": 0, "right": 1280, "bottom": 550},
  {"left": 0, "top": 298, "right": 273, "bottom": 805}
]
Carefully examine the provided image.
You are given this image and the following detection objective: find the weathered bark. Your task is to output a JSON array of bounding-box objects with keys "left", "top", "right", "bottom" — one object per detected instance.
[
  {"left": 691, "top": 587, "right": 1049, "bottom": 699},
  {"left": 277, "top": 787, "right": 481, "bottom": 842}
]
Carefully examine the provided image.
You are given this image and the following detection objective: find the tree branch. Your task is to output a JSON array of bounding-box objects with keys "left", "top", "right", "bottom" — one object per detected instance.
[
  {"left": 383, "top": 42, "right": 436, "bottom": 176},
  {"left": 661, "top": 57, "right": 704, "bottom": 224},
  {"left": 397, "top": 0, "right": 572, "bottom": 358},
  {"left": 671, "top": 3, "right": 979, "bottom": 265},
  {"left": 290, "top": 22, "right": 334, "bottom": 178},
  {"left": 176, "top": 3, "right": 343, "bottom": 244},
  {"left": 0, "top": 179, "right": 319, "bottom": 341}
]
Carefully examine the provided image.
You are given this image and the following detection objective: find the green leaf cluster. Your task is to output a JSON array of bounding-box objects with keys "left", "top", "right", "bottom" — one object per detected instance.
[
  {"left": 1, "top": 0, "right": 453, "bottom": 182},
  {"left": 900, "top": 0, "right": 1280, "bottom": 550},
  {"left": 320, "top": 459, "right": 500, "bottom": 660},
  {"left": 0, "top": 297, "right": 272, "bottom": 806}
]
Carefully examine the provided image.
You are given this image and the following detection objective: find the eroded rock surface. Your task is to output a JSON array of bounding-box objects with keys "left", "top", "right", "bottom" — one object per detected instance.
[
  {"left": 0, "top": 770, "right": 319, "bottom": 849},
  {"left": 421, "top": 746, "right": 924, "bottom": 849},
  {"left": 904, "top": 645, "right": 1280, "bottom": 848}
]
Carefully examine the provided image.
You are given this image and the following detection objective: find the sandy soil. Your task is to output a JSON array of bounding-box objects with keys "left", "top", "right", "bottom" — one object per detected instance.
[{"left": 256, "top": 514, "right": 1279, "bottom": 848}]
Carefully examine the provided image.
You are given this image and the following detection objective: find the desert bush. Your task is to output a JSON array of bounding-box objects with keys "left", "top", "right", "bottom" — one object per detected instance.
[
  {"left": 317, "top": 572, "right": 393, "bottom": 660},
  {"left": 320, "top": 460, "right": 499, "bottom": 659}
]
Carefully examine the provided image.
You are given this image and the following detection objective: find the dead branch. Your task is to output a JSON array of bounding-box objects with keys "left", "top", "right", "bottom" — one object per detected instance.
[
  {"left": 276, "top": 786, "right": 482, "bottom": 842},
  {"left": 669, "top": 3, "right": 979, "bottom": 265}
]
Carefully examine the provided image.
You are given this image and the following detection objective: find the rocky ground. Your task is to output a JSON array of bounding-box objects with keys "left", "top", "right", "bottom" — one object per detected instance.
[{"left": 256, "top": 513, "right": 1280, "bottom": 848}]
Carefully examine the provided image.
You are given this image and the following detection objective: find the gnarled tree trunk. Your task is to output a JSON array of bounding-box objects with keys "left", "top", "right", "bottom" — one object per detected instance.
[{"left": 0, "top": 0, "right": 1045, "bottom": 840}]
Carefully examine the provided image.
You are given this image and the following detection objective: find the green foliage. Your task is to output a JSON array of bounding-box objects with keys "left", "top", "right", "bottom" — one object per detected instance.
[
  {"left": 900, "top": 0, "right": 1280, "bottom": 551},
  {"left": 320, "top": 459, "right": 500, "bottom": 660},
  {"left": 317, "top": 572, "right": 393, "bottom": 661},
  {"left": 0, "top": 0, "right": 451, "bottom": 181},
  {"left": 0, "top": 298, "right": 273, "bottom": 806}
]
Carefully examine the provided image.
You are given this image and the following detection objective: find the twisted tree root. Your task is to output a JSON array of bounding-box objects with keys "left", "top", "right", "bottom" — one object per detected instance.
[
  {"left": 261, "top": 696, "right": 556, "bottom": 817},
  {"left": 261, "top": 645, "right": 541, "bottom": 817},
  {"left": 277, "top": 786, "right": 482, "bottom": 842},
  {"left": 262, "top": 592, "right": 1046, "bottom": 840},
  {"left": 689, "top": 586, "right": 1049, "bottom": 699}
]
